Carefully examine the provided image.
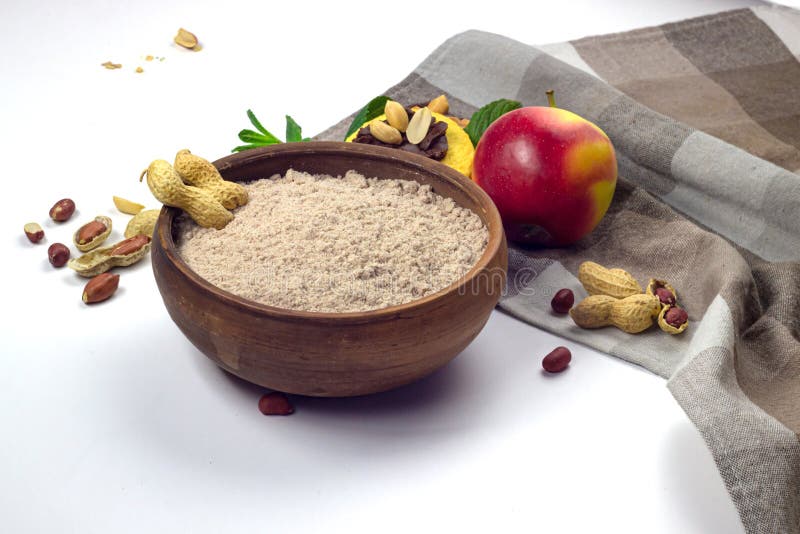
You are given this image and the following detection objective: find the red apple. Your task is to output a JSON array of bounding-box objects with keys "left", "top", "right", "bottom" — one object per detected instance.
[{"left": 472, "top": 105, "right": 617, "bottom": 246}]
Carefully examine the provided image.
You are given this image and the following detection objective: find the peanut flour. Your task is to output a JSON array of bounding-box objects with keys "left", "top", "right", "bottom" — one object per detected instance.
[{"left": 177, "top": 169, "right": 488, "bottom": 313}]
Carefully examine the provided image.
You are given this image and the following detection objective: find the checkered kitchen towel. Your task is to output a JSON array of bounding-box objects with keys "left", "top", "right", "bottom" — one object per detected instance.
[{"left": 318, "top": 5, "right": 800, "bottom": 533}]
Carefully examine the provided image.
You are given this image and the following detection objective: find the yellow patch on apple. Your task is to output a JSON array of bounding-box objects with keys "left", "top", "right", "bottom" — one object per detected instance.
[
  {"left": 590, "top": 179, "right": 617, "bottom": 227},
  {"left": 563, "top": 140, "right": 617, "bottom": 185}
]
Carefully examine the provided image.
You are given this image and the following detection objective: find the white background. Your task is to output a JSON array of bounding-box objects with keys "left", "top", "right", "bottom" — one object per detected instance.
[{"left": 1, "top": 0, "right": 761, "bottom": 532}]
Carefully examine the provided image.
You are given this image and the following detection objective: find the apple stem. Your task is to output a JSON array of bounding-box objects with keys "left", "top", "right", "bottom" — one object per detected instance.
[{"left": 546, "top": 90, "right": 556, "bottom": 108}]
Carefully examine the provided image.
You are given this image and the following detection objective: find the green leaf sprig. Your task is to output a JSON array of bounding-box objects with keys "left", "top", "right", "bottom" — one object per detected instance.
[
  {"left": 232, "top": 110, "right": 311, "bottom": 153},
  {"left": 343, "top": 95, "right": 390, "bottom": 140},
  {"left": 464, "top": 99, "right": 522, "bottom": 147}
]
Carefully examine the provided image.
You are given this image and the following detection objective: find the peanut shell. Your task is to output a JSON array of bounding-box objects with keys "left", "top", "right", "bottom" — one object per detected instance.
[
  {"left": 578, "top": 261, "right": 642, "bottom": 299},
  {"left": 68, "top": 235, "right": 151, "bottom": 277},
  {"left": 571, "top": 293, "right": 660, "bottom": 334},
  {"left": 174, "top": 28, "right": 199, "bottom": 49},
  {"left": 570, "top": 294, "right": 616, "bottom": 329},
  {"left": 646, "top": 278, "right": 677, "bottom": 306},
  {"left": 73, "top": 215, "right": 112, "bottom": 252},
  {"left": 113, "top": 196, "right": 145, "bottom": 215},
  {"left": 174, "top": 149, "right": 248, "bottom": 209},
  {"left": 610, "top": 293, "right": 660, "bottom": 334},
  {"left": 658, "top": 305, "right": 689, "bottom": 334},
  {"left": 125, "top": 209, "right": 160, "bottom": 239},
  {"left": 141, "top": 159, "right": 233, "bottom": 230}
]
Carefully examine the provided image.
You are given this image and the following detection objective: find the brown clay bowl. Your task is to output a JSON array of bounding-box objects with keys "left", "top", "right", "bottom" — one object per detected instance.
[{"left": 151, "top": 141, "right": 507, "bottom": 397}]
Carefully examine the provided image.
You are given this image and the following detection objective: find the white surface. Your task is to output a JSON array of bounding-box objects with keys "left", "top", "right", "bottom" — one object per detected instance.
[{"left": 0, "top": 1, "right": 757, "bottom": 532}]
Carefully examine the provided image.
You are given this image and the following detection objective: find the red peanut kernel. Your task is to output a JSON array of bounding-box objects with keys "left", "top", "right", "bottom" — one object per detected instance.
[
  {"left": 551, "top": 288, "right": 575, "bottom": 314},
  {"left": 664, "top": 307, "right": 688, "bottom": 328},
  {"left": 258, "top": 392, "right": 294, "bottom": 416},
  {"left": 542, "top": 346, "right": 572, "bottom": 373},
  {"left": 655, "top": 287, "right": 676, "bottom": 306}
]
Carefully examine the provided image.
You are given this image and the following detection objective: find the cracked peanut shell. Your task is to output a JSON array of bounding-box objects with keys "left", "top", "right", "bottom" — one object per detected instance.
[
  {"left": 68, "top": 235, "right": 151, "bottom": 277},
  {"left": 73, "top": 216, "right": 112, "bottom": 252},
  {"left": 658, "top": 305, "right": 689, "bottom": 334},
  {"left": 646, "top": 278, "right": 678, "bottom": 306}
]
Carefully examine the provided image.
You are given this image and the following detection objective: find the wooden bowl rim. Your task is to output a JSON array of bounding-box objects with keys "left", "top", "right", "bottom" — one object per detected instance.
[{"left": 155, "top": 141, "right": 505, "bottom": 324}]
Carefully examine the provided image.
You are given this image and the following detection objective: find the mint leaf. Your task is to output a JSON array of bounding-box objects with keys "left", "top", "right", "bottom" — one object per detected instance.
[
  {"left": 464, "top": 99, "right": 522, "bottom": 146},
  {"left": 233, "top": 110, "right": 281, "bottom": 152},
  {"left": 233, "top": 109, "right": 310, "bottom": 152},
  {"left": 344, "top": 95, "right": 389, "bottom": 140},
  {"left": 285, "top": 115, "right": 303, "bottom": 143},
  {"left": 247, "top": 109, "right": 270, "bottom": 136},
  {"left": 231, "top": 144, "right": 260, "bottom": 153},
  {"left": 238, "top": 129, "right": 280, "bottom": 144}
]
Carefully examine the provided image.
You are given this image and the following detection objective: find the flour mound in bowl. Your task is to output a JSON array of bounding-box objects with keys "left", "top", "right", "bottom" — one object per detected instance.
[{"left": 177, "top": 169, "right": 489, "bottom": 313}]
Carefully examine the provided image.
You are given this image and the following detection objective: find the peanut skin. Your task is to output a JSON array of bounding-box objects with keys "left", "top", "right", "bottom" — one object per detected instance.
[
  {"left": 49, "top": 198, "right": 75, "bottom": 222},
  {"left": 82, "top": 273, "right": 120, "bottom": 304},
  {"left": 141, "top": 159, "right": 233, "bottom": 229},
  {"left": 110, "top": 234, "right": 150, "bottom": 256},
  {"left": 174, "top": 149, "right": 248, "bottom": 210}
]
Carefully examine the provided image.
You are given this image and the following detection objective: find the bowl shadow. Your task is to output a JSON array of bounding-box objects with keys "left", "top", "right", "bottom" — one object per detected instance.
[{"left": 213, "top": 348, "right": 476, "bottom": 421}]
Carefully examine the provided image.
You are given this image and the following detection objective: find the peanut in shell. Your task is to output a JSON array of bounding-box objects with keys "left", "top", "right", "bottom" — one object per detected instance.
[
  {"left": 125, "top": 209, "right": 160, "bottom": 239},
  {"left": 569, "top": 294, "right": 616, "bottom": 329},
  {"left": 658, "top": 305, "right": 689, "bottom": 334},
  {"left": 577, "top": 261, "right": 642, "bottom": 299},
  {"left": 646, "top": 278, "right": 678, "bottom": 306},
  {"left": 68, "top": 235, "right": 151, "bottom": 277},
  {"left": 174, "top": 149, "right": 248, "bottom": 210},
  {"left": 570, "top": 293, "right": 660, "bottom": 334},
  {"left": 141, "top": 159, "right": 233, "bottom": 230},
  {"left": 73, "top": 215, "right": 112, "bottom": 252},
  {"left": 610, "top": 293, "right": 661, "bottom": 334}
]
